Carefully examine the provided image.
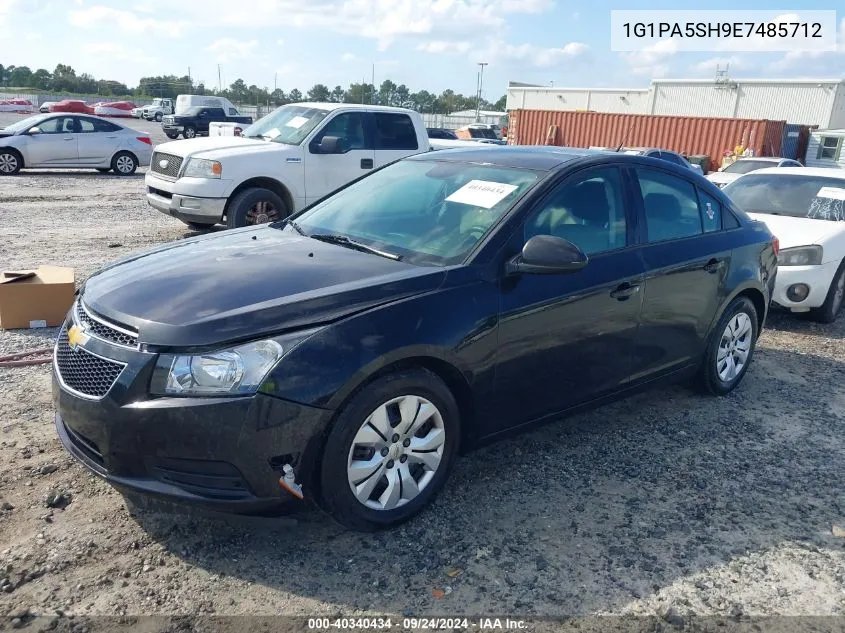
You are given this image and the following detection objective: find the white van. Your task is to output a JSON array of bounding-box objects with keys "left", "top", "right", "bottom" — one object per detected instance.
[{"left": 175, "top": 95, "right": 242, "bottom": 116}]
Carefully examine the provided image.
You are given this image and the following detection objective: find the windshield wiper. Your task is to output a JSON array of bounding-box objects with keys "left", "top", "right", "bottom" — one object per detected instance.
[
  {"left": 279, "top": 218, "right": 305, "bottom": 234},
  {"left": 309, "top": 233, "right": 402, "bottom": 261}
]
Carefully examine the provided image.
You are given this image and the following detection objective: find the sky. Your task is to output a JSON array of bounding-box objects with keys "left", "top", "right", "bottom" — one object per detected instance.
[{"left": 0, "top": 0, "right": 843, "bottom": 101}]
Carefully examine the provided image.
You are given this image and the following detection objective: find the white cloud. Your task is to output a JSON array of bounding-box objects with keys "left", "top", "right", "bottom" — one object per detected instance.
[
  {"left": 82, "top": 42, "right": 159, "bottom": 64},
  {"left": 692, "top": 56, "right": 748, "bottom": 75},
  {"left": 621, "top": 39, "right": 678, "bottom": 77},
  {"left": 474, "top": 40, "right": 589, "bottom": 68},
  {"left": 68, "top": 5, "right": 186, "bottom": 37},
  {"left": 341, "top": 52, "right": 360, "bottom": 62},
  {"left": 416, "top": 41, "right": 471, "bottom": 54},
  {"left": 768, "top": 17, "right": 845, "bottom": 72},
  {"left": 206, "top": 38, "right": 260, "bottom": 63},
  {"left": 24, "top": 32, "right": 42, "bottom": 41}
]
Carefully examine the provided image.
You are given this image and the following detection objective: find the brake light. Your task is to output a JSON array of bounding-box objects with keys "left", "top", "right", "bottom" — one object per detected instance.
[
  {"left": 137, "top": 137, "right": 152, "bottom": 145},
  {"left": 772, "top": 236, "right": 780, "bottom": 256}
]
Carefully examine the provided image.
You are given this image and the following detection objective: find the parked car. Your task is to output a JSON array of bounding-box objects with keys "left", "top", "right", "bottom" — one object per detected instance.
[
  {"left": 724, "top": 167, "right": 845, "bottom": 322},
  {"left": 0, "top": 99, "right": 34, "bottom": 113},
  {"left": 146, "top": 103, "right": 429, "bottom": 229},
  {"left": 140, "top": 98, "right": 174, "bottom": 122},
  {"left": 94, "top": 101, "right": 137, "bottom": 118},
  {"left": 55, "top": 147, "right": 777, "bottom": 530},
  {"left": 617, "top": 147, "right": 704, "bottom": 175},
  {"left": 455, "top": 125, "right": 507, "bottom": 145},
  {"left": 0, "top": 113, "right": 152, "bottom": 175},
  {"left": 39, "top": 101, "right": 58, "bottom": 113},
  {"left": 427, "top": 127, "right": 458, "bottom": 140},
  {"left": 161, "top": 106, "right": 253, "bottom": 140},
  {"left": 48, "top": 100, "right": 94, "bottom": 114},
  {"left": 708, "top": 157, "right": 802, "bottom": 188},
  {"left": 130, "top": 106, "right": 145, "bottom": 118}
]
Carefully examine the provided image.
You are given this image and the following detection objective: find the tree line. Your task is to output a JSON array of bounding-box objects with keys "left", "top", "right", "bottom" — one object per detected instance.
[{"left": 0, "top": 64, "right": 506, "bottom": 113}]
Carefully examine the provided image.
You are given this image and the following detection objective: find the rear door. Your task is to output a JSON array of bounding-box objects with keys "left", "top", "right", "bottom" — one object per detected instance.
[
  {"left": 629, "top": 166, "right": 730, "bottom": 381},
  {"left": 372, "top": 112, "right": 421, "bottom": 168},
  {"left": 304, "top": 110, "right": 375, "bottom": 205},
  {"left": 76, "top": 117, "right": 122, "bottom": 164},
  {"left": 25, "top": 115, "right": 78, "bottom": 166}
]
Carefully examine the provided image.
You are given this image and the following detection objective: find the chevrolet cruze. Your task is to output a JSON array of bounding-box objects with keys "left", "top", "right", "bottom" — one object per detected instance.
[{"left": 53, "top": 147, "right": 778, "bottom": 531}]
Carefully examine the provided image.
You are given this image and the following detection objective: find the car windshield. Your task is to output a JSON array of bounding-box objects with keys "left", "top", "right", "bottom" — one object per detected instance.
[
  {"left": 2, "top": 114, "right": 49, "bottom": 133},
  {"left": 723, "top": 159, "right": 777, "bottom": 174},
  {"left": 241, "top": 105, "right": 330, "bottom": 144},
  {"left": 724, "top": 174, "right": 845, "bottom": 221},
  {"left": 286, "top": 158, "right": 542, "bottom": 265}
]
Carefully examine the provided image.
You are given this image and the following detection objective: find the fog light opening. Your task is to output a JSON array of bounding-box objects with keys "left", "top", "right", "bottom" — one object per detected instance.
[{"left": 787, "top": 283, "right": 810, "bottom": 302}]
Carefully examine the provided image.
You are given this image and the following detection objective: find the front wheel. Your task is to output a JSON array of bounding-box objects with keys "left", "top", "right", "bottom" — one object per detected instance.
[
  {"left": 111, "top": 151, "right": 138, "bottom": 176},
  {"left": 225, "top": 188, "right": 287, "bottom": 229},
  {"left": 809, "top": 262, "right": 845, "bottom": 324},
  {"left": 699, "top": 296, "right": 759, "bottom": 396},
  {"left": 319, "top": 369, "right": 460, "bottom": 531},
  {"left": 165, "top": 131, "right": 179, "bottom": 139},
  {"left": 0, "top": 149, "right": 22, "bottom": 175},
  {"left": 154, "top": 112, "right": 163, "bottom": 122},
  {"left": 183, "top": 126, "right": 196, "bottom": 139}
]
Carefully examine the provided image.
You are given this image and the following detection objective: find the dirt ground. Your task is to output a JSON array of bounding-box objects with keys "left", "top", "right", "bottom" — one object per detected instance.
[{"left": 1, "top": 112, "right": 845, "bottom": 624}]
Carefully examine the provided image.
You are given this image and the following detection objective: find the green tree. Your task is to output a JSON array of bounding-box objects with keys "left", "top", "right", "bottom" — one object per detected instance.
[
  {"left": 8, "top": 65, "right": 32, "bottom": 87},
  {"left": 330, "top": 85, "right": 345, "bottom": 102},
  {"left": 492, "top": 95, "right": 507, "bottom": 111},
  {"left": 31, "top": 68, "right": 51, "bottom": 90},
  {"left": 307, "top": 83, "right": 331, "bottom": 102},
  {"left": 288, "top": 88, "right": 303, "bottom": 103},
  {"left": 377, "top": 79, "right": 397, "bottom": 106},
  {"left": 410, "top": 90, "right": 436, "bottom": 113}
]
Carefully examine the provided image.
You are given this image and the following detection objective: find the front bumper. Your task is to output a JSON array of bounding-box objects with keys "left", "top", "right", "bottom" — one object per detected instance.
[
  {"left": 52, "top": 312, "right": 332, "bottom": 514},
  {"left": 771, "top": 260, "right": 839, "bottom": 310},
  {"left": 162, "top": 124, "right": 184, "bottom": 134},
  {"left": 146, "top": 187, "right": 227, "bottom": 224}
]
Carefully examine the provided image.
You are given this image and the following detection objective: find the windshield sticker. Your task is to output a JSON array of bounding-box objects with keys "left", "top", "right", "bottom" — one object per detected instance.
[
  {"left": 285, "top": 116, "right": 310, "bottom": 129},
  {"left": 807, "top": 196, "right": 845, "bottom": 222},
  {"left": 445, "top": 180, "right": 519, "bottom": 209},
  {"left": 263, "top": 128, "right": 281, "bottom": 139},
  {"left": 817, "top": 186, "right": 845, "bottom": 201},
  {"left": 705, "top": 202, "right": 715, "bottom": 220}
]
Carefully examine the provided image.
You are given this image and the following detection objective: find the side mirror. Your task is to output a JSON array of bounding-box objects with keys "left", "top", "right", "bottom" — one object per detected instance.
[
  {"left": 27, "top": 126, "right": 41, "bottom": 135},
  {"left": 314, "top": 135, "right": 346, "bottom": 154},
  {"left": 506, "top": 234, "right": 588, "bottom": 276}
]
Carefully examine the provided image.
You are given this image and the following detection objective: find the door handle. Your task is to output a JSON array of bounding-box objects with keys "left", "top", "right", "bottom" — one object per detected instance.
[
  {"left": 106, "top": 135, "right": 117, "bottom": 139},
  {"left": 361, "top": 158, "right": 374, "bottom": 169},
  {"left": 703, "top": 258, "right": 722, "bottom": 274},
  {"left": 610, "top": 282, "right": 640, "bottom": 301},
  {"left": 63, "top": 137, "right": 74, "bottom": 141}
]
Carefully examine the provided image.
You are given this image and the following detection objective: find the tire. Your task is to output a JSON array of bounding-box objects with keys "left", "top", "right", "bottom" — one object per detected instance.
[
  {"left": 183, "top": 126, "right": 196, "bottom": 139},
  {"left": 96, "top": 167, "right": 111, "bottom": 174},
  {"left": 0, "top": 148, "right": 22, "bottom": 175},
  {"left": 110, "top": 151, "right": 138, "bottom": 176},
  {"left": 809, "top": 262, "right": 845, "bottom": 324},
  {"left": 154, "top": 112, "right": 163, "bottom": 122},
  {"left": 319, "top": 368, "right": 461, "bottom": 531},
  {"left": 186, "top": 221, "right": 216, "bottom": 231},
  {"left": 225, "top": 187, "right": 287, "bottom": 229},
  {"left": 165, "top": 132, "right": 179, "bottom": 140},
  {"left": 699, "top": 296, "right": 759, "bottom": 396}
]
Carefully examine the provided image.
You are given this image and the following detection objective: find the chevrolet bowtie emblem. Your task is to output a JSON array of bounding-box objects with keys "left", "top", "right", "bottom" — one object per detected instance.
[
  {"left": 159, "top": 159, "right": 169, "bottom": 169},
  {"left": 67, "top": 324, "right": 89, "bottom": 351}
]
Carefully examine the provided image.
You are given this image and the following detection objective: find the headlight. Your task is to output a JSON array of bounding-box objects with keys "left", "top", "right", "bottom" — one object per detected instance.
[
  {"left": 778, "top": 245, "right": 823, "bottom": 266},
  {"left": 150, "top": 329, "right": 319, "bottom": 396},
  {"left": 182, "top": 158, "right": 222, "bottom": 179}
]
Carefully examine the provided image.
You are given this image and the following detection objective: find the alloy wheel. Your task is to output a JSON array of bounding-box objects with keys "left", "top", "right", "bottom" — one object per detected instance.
[
  {"left": 0, "top": 153, "right": 18, "bottom": 173},
  {"left": 346, "top": 395, "right": 446, "bottom": 511},
  {"left": 716, "top": 312, "right": 752, "bottom": 382},
  {"left": 245, "top": 200, "right": 281, "bottom": 224},
  {"left": 115, "top": 156, "right": 135, "bottom": 174}
]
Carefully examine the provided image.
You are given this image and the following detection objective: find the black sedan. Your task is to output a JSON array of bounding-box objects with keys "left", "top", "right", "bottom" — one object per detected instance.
[{"left": 53, "top": 147, "right": 778, "bottom": 531}]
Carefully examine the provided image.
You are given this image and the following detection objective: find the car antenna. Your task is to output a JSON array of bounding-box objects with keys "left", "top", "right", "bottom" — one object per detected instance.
[{"left": 615, "top": 123, "right": 636, "bottom": 152}]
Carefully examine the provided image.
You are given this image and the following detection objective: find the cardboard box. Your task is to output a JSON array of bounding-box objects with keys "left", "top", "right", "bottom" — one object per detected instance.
[{"left": 0, "top": 266, "right": 75, "bottom": 329}]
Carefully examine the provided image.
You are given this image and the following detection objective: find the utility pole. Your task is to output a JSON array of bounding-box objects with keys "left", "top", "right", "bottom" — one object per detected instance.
[
  {"left": 371, "top": 63, "right": 375, "bottom": 104},
  {"left": 476, "top": 62, "right": 488, "bottom": 121},
  {"left": 274, "top": 72, "right": 277, "bottom": 93},
  {"left": 188, "top": 67, "right": 191, "bottom": 82},
  {"left": 217, "top": 64, "right": 222, "bottom": 92}
]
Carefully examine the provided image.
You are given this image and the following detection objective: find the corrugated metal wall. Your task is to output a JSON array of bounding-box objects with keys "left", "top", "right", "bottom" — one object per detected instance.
[
  {"left": 508, "top": 110, "right": 785, "bottom": 167},
  {"left": 648, "top": 85, "right": 737, "bottom": 118},
  {"left": 506, "top": 88, "right": 650, "bottom": 114}
]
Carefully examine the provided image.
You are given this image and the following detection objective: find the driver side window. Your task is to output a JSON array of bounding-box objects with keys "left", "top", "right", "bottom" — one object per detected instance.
[
  {"left": 524, "top": 167, "right": 627, "bottom": 255},
  {"left": 37, "top": 117, "right": 73, "bottom": 134},
  {"left": 314, "top": 112, "right": 371, "bottom": 150}
]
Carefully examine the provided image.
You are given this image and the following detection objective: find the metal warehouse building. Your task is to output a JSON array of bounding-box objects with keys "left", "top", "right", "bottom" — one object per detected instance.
[{"left": 506, "top": 79, "right": 845, "bottom": 129}]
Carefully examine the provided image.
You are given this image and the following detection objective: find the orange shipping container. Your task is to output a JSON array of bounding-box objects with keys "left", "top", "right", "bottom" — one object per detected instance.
[{"left": 507, "top": 110, "right": 786, "bottom": 166}]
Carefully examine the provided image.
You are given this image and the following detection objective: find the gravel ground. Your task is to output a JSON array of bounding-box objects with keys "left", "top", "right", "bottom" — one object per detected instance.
[{"left": 1, "top": 111, "right": 845, "bottom": 624}]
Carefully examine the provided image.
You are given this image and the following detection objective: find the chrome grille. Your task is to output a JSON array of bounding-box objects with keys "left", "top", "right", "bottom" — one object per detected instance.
[
  {"left": 54, "top": 326, "right": 125, "bottom": 399},
  {"left": 151, "top": 151, "right": 183, "bottom": 178},
  {"left": 74, "top": 301, "right": 138, "bottom": 349}
]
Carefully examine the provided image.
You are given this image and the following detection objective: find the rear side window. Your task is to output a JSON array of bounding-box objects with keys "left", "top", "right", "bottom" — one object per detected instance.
[
  {"left": 79, "top": 117, "right": 121, "bottom": 133},
  {"left": 636, "top": 168, "right": 703, "bottom": 242},
  {"left": 374, "top": 113, "right": 418, "bottom": 150},
  {"left": 697, "top": 189, "right": 722, "bottom": 233}
]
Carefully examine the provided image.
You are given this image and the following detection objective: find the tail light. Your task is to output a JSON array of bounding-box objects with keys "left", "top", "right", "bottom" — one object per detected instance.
[
  {"left": 137, "top": 137, "right": 152, "bottom": 145},
  {"left": 772, "top": 236, "right": 780, "bottom": 256}
]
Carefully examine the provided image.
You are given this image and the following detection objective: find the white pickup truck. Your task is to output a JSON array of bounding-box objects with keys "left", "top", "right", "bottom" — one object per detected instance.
[{"left": 145, "top": 103, "right": 438, "bottom": 229}]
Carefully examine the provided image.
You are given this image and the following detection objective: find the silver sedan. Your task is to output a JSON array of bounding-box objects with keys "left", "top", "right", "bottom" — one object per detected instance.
[{"left": 0, "top": 113, "right": 153, "bottom": 176}]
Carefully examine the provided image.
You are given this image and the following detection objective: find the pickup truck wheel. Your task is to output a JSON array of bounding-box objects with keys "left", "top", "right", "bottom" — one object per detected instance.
[
  {"left": 183, "top": 126, "right": 197, "bottom": 139},
  {"left": 226, "top": 188, "right": 287, "bottom": 229},
  {"left": 154, "top": 112, "right": 163, "bottom": 122},
  {"left": 165, "top": 131, "right": 179, "bottom": 139}
]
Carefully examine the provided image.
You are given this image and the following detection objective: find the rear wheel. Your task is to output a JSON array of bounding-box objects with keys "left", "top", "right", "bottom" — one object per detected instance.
[
  {"left": 111, "top": 151, "right": 138, "bottom": 176},
  {"left": 699, "top": 296, "right": 758, "bottom": 396},
  {"left": 225, "top": 188, "right": 287, "bottom": 229},
  {"left": 165, "top": 131, "right": 180, "bottom": 139},
  {"left": 319, "top": 369, "right": 460, "bottom": 531},
  {"left": 809, "top": 262, "right": 845, "bottom": 324},
  {"left": 183, "top": 126, "right": 196, "bottom": 139},
  {"left": 0, "top": 149, "right": 22, "bottom": 175}
]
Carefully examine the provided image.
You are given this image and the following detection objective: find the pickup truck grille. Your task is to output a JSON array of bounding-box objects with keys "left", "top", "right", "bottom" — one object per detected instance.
[{"left": 151, "top": 151, "right": 183, "bottom": 178}]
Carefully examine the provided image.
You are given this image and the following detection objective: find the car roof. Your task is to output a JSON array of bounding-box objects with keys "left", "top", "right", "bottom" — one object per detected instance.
[
  {"left": 745, "top": 166, "right": 845, "bottom": 178},
  {"left": 285, "top": 102, "right": 416, "bottom": 114},
  {"left": 408, "top": 146, "right": 616, "bottom": 170},
  {"left": 735, "top": 157, "right": 788, "bottom": 162}
]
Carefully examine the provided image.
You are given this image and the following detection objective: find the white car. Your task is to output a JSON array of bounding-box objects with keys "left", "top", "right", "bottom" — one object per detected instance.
[
  {"left": 724, "top": 167, "right": 845, "bottom": 322},
  {"left": 708, "top": 157, "right": 802, "bottom": 188},
  {"left": 0, "top": 113, "right": 153, "bottom": 176},
  {"left": 39, "top": 101, "right": 58, "bottom": 114}
]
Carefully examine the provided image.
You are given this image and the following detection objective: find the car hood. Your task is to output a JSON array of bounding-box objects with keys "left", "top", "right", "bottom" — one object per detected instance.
[
  {"left": 82, "top": 227, "right": 446, "bottom": 348},
  {"left": 747, "top": 212, "right": 845, "bottom": 255},
  {"left": 153, "top": 137, "right": 287, "bottom": 161}
]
